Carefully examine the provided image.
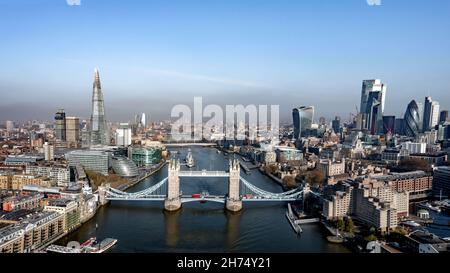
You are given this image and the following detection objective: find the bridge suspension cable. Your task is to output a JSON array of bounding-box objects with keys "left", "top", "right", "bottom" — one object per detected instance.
[
  {"left": 106, "top": 178, "right": 168, "bottom": 198},
  {"left": 240, "top": 177, "right": 303, "bottom": 199}
]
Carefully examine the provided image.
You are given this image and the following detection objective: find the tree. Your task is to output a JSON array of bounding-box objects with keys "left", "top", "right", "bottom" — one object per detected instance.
[
  {"left": 282, "top": 175, "right": 297, "bottom": 188},
  {"left": 336, "top": 219, "right": 345, "bottom": 231},
  {"left": 387, "top": 227, "right": 408, "bottom": 242},
  {"left": 364, "top": 234, "right": 378, "bottom": 242},
  {"left": 306, "top": 169, "right": 325, "bottom": 186},
  {"left": 392, "top": 227, "right": 407, "bottom": 236},
  {"left": 397, "top": 158, "right": 432, "bottom": 172},
  {"left": 344, "top": 217, "right": 355, "bottom": 233},
  {"left": 264, "top": 164, "right": 278, "bottom": 174}
]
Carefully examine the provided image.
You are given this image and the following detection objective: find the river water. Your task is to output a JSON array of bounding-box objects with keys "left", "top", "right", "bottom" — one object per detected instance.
[{"left": 59, "top": 147, "right": 350, "bottom": 253}]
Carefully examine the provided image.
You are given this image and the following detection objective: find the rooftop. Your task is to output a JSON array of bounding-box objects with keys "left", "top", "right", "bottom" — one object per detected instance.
[
  {"left": 0, "top": 211, "right": 60, "bottom": 240},
  {"left": 0, "top": 209, "right": 34, "bottom": 222},
  {"left": 65, "top": 150, "right": 109, "bottom": 156},
  {"left": 3, "top": 193, "right": 44, "bottom": 202},
  {"left": 410, "top": 231, "right": 448, "bottom": 245},
  {"left": 47, "top": 199, "right": 75, "bottom": 207},
  {"left": 371, "top": 171, "right": 428, "bottom": 181}
]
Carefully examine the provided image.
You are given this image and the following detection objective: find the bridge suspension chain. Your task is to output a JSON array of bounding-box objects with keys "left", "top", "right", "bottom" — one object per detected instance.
[
  {"left": 239, "top": 177, "right": 303, "bottom": 199},
  {"left": 107, "top": 178, "right": 168, "bottom": 198}
]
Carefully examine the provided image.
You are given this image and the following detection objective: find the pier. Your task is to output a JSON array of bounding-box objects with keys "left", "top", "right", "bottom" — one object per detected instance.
[
  {"left": 295, "top": 218, "right": 320, "bottom": 225},
  {"left": 286, "top": 204, "right": 303, "bottom": 234},
  {"left": 239, "top": 160, "right": 251, "bottom": 175}
]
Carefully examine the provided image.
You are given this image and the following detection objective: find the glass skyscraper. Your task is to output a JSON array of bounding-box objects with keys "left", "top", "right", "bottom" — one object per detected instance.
[
  {"left": 382, "top": 116, "right": 395, "bottom": 137},
  {"left": 89, "top": 69, "right": 109, "bottom": 146},
  {"left": 292, "top": 106, "right": 314, "bottom": 139},
  {"left": 404, "top": 100, "right": 421, "bottom": 138},
  {"left": 440, "top": 110, "right": 449, "bottom": 123},
  {"left": 54, "top": 109, "right": 66, "bottom": 141},
  {"left": 423, "top": 96, "right": 440, "bottom": 132},
  {"left": 359, "top": 79, "right": 386, "bottom": 133},
  {"left": 332, "top": 116, "right": 341, "bottom": 134}
]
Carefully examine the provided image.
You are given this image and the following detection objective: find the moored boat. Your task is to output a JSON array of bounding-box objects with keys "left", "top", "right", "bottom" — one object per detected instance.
[
  {"left": 327, "top": 235, "right": 344, "bottom": 244},
  {"left": 85, "top": 238, "right": 118, "bottom": 253},
  {"left": 185, "top": 149, "right": 195, "bottom": 168}
]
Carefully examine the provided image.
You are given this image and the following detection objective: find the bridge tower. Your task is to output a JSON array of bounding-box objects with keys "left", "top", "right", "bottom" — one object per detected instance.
[
  {"left": 165, "top": 159, "right": 182, "bottom": 211},
  {"left": 226, "top": 159, "right": 242, "bottom": 212},
  {"left": 98, "top": 184, "right": 110, "bottom": 205}
]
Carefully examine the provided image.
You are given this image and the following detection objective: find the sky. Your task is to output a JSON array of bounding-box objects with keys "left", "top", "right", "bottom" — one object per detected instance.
[{"left": 0, "top": 0, "right": 449, "bottom": 123}]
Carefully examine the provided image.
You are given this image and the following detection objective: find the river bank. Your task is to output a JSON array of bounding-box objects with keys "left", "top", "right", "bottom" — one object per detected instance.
[
  {"left": 46, "top": 162, "right": 167, "bottom": 251},
  {"left": 116, "top": 161, "right": 168, "bottom": 191}
]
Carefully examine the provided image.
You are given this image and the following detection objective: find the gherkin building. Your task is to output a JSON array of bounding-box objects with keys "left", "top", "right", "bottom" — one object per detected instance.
[{"left": 404, "top": 100, "right": 420, "bottom": 137}]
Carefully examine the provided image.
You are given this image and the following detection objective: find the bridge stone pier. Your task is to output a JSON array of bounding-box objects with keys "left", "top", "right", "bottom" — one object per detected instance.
[
  {"left": 164, "top": 159, "right": 182, "bottom": 211},
  {"left": 226, "top": 159, "right": 242, "bottom": 212}
]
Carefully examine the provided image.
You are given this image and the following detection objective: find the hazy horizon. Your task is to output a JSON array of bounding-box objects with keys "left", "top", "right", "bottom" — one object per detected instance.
[{"left": 1, "top": 0, "right": 449, "bottom": 123}]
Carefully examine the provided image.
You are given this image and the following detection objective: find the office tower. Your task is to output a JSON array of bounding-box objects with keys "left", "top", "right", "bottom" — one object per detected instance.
[
  {"left": 65, "top": 150, "right": 109, "bottom": 176},
  {"left": 65, "top": 117, "right": 80, "bottom": 148},
  {"left": 115, "top": 123, "right": 132, "bottom": 146},
  {"left": 404, "top": 100, "right": 421, "bottom": 138},
  {"left": 43, "top": 142, "right": 54, "bottom": 161},
  {"left": 81, "top": 128, "right": 91, "bottom": 148},
  {"left": 359, "top": 79, "right": 387, "bottom": 132},
  {"left": 89, "top": 68, "right": 109, "bottom": 146},
  {"left": 54, "top": 109, "right": 66, "bottom": 141},
  {"left": 367, "top": 95, "right": 382, "bottom": 134},
  {"left": 292, "top": 106, "right": 314, "bottom": 139},
  {"left": 423, "top": 97, "right": 440, "bottom": 131},
  {"left": 80, "top": 119, "right": 88, "bottom": 130},
  {"left": 141, "top": 113, "right": 146, "bottom": 128},
  {"left": 319, "top": 117, "right": 326, "bottom": 126},
  {"left": 431, "top": 101, "right": 440, "bottom": 128},
  {"left": 332, "top": 116, "right": 340, "bottom": 134},
  {"left": 394, "top": 118, "right": 405, "bottom": 135},
  {"left": 440, "top": 110, "right": 449, "bottom": 123},
  {"left": 383, "top": 116, "right": 395, "bottom": 137},
  {"left": 356, "top": 113, "right": 367, "bottom": 131},
  {"left": 134, "top": 114, "right": 141, "bottom": 126},
  {"left": 5, "top": 120, "right": 14, "bottom": 132},
  {"left": 433, "top": 167, "right": 450, "bottom": 198},
  {"left": 416, "top": 101, "right": 424, "bottom": 132}
]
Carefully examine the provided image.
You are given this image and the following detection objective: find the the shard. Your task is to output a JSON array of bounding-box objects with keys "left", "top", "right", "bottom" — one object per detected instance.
[{"left": 89, "top": 68, "right": 109, "bottom": 146}]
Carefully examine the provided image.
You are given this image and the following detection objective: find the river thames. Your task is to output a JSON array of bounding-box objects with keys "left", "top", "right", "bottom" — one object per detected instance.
[{"left": 59, "top": 147, "right": 350, "bottom": 253}]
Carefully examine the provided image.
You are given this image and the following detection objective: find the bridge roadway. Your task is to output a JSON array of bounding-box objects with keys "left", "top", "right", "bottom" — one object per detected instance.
[
  {"left": 163, "top": 143, "right": 217, "bottom": 147},
  {"left": 178, "top": 170, "right": 229, "bottom": 177},
  {"left": 106, "top": 195, "right": 299, "bottom": 203}
]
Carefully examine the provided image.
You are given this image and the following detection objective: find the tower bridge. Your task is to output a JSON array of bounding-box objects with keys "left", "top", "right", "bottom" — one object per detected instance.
[{"left": 102, "top": 159, "right": 310, "bottom": 212}]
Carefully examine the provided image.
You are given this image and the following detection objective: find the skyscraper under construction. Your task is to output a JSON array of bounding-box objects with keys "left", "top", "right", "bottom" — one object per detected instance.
[{"left": 89, "top": 68, "right": 109, "bottom": 146}]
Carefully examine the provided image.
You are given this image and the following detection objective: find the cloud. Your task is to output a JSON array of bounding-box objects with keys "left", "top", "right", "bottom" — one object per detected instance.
[
  {"left": 57, "top": 57, "right": 273, "bottom": 89},
  {"left": 137, "top": 68, "right": 273, "bottom": 89}
]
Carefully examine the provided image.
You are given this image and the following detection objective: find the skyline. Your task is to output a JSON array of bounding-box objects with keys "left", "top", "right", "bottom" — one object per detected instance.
[{"left": 1, "top": 0, "right": 450, "bottom": 122}]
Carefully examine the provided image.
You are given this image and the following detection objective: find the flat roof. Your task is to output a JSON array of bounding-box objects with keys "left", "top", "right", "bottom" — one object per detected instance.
[
  {"left": 0, "top": 209, "right": 34, "bottom": 221},
  {"left": 372, "top": 171, "right": 428, "bottom": 181},
  {"left": 410, "top": 231, "right": 448, "bottom": 245},
  {"left": 47, "top": 199, "right": 74, "bottom": 207}
]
